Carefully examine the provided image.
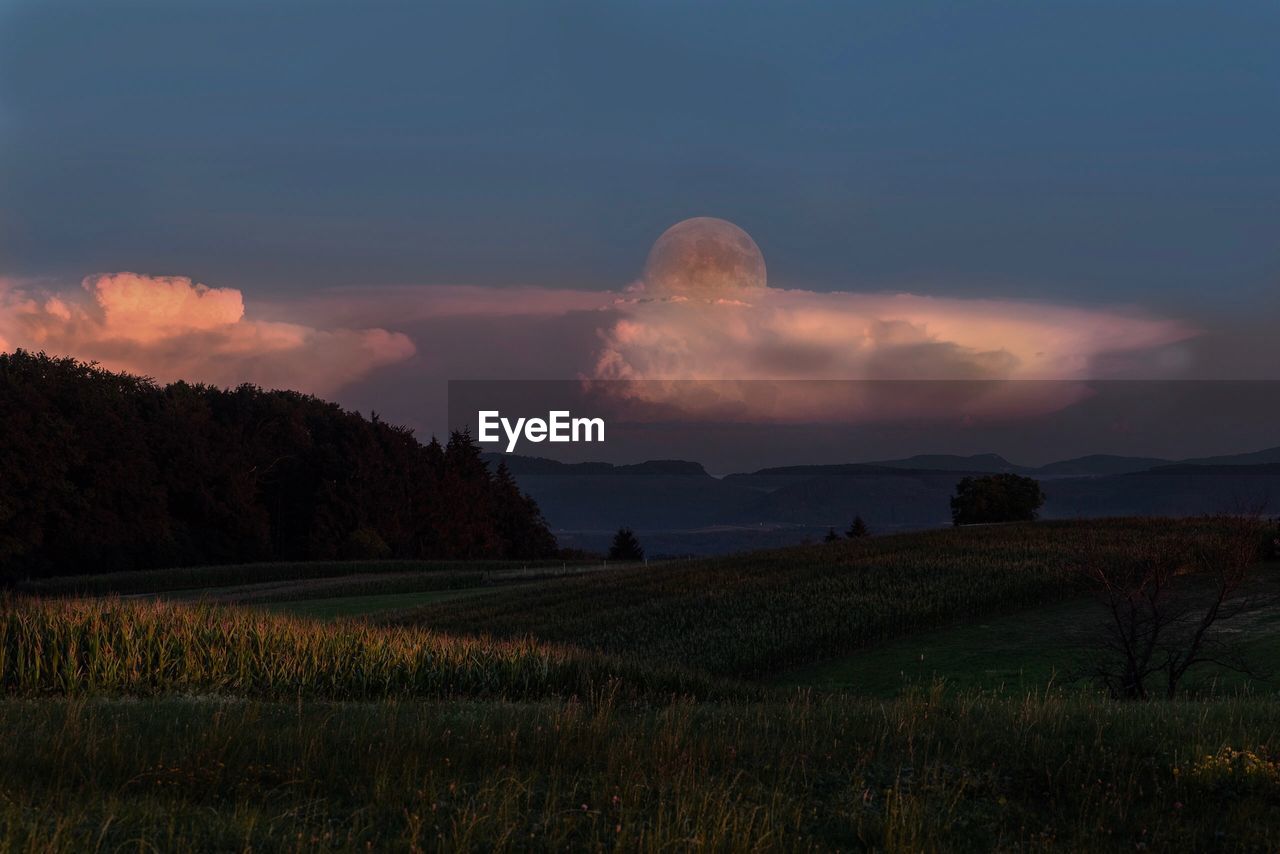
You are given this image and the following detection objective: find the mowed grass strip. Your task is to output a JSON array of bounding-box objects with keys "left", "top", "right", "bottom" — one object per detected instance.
[
  {"left": 262, "top": 586, "right": 503, "bottom": 619},
  {"left": 169, "top": 561, "right": 627, "bottom": 608},
  {"left": 781, "top": 571, "right": 1280, "bottom": 698},
  {"left": 390, "top": 520, "right": 1193, "bottom": 679},
  {"left": 16, "top": 558, "right": 585, "bottom": 598},
  {"left": 780, "top": 595, "right": 1095, "bottom": 697},
  {"left": 2, "top": 691, "right": 1279, "bottom": 852},
  {"left": 160, "top": 570, "right": 493, "bottom": 607},
  {"left": 0, "top": 597, "right": 725, "bottom": 701}
]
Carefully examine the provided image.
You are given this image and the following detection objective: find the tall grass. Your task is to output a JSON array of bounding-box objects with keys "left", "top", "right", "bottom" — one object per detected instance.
[
  {"left": 0, "top": 689, "right": 1277, "bottom": 851},
  {"left": 0, "top": 596, "right": 721, "bottom": 701}
]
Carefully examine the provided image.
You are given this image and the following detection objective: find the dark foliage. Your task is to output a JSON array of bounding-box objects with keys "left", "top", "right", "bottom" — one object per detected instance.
[
  {"left": 950, "top": 474, "right": 1046, "bottom": 526},
  {"left": 823, "top": 528, "right": 840, "bottom": 543},
  {"left": 608, "top": 527, "right": 644, "bottom": 561},
  {"left": 0, "top": 351, "right": 557, "bottom": 579},
  {"left": 846, "top": 516, "right": 869, "bottom": 538}
]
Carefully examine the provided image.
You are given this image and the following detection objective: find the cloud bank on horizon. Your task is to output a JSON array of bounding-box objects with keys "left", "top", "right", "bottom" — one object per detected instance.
[
  {"left": 0, "top": 220, "right": 1198, "bottom": 421},
  {"left": 0, "top": 266, "right": 1194, "bottom": 426}
]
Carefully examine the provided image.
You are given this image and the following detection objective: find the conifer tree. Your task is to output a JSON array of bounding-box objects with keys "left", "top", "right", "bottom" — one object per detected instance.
[{"left": 608, "top": 527, "right": 644, "bottom": 561}]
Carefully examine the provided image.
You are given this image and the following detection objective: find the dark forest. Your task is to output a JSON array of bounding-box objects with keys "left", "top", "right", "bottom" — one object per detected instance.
[{"left": 0, "top": 351, "right": 557, "bottom": 579}]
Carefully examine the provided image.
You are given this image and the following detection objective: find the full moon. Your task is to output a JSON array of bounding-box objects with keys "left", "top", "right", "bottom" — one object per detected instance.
[{"left": 643, "top": 217, "right": 767, "bottom": 297}]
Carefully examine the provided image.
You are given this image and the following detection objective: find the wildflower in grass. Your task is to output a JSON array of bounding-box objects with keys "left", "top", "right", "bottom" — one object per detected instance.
[{"left": 1187, "top": 747, "right": 1280, "bottom": 793}]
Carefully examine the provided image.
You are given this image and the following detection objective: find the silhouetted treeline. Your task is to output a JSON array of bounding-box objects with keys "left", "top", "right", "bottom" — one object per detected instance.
[{"left": 0, "top": 351, "right": 558, "bottom": 579}]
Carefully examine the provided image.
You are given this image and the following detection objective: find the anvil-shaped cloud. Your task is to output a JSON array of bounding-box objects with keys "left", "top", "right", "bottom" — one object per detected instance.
[
  {"left": 598, "top": 288, "right": 1191, "bottom": 381},
  {"left": 587, "top": 286, "right": 1196, "bottom": 422}
]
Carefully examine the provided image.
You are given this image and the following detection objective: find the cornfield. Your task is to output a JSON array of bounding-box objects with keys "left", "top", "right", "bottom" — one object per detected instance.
[{"left": 0, "top": 596, "right": 720, "bottom": 701}]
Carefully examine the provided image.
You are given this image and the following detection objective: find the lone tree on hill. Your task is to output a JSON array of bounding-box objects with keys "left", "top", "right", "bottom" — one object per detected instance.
[
  {"left": 824, "top": 528, "right": 840, "bottom": 543},
  {"left": 950, "top": 474, "right": 1045, "bottom": 526},
  {"left": 608, "top": 527, "right": 644, "bottom": 561},
  {"left": 846, "top": 516, "right": 869, "bottom": 538}
]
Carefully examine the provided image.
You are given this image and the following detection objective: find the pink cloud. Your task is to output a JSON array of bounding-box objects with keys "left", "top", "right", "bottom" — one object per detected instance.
[
  {"left": 0, "top": 273, "right": 415, "bottom": 395},
  {"left": 91, "top": 273, "right": 246, "bottom": 343},
  {"left": 588, "top": 287, "right": 1197, "bottom": 422},
  {"left": 596, "top": 288, "right": 1193, "bottom": 382}
]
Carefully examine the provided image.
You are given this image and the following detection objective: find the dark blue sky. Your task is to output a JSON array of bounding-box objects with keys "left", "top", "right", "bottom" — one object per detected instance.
[{"left": 2, "top": 0, "right": 1277, "bottom": 308}]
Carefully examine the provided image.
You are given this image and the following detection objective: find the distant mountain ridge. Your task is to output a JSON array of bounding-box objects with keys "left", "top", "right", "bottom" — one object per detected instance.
[
  {"left": 1180, "top": 447, "right": 1280, "bottom": 467},
  {"left": 483, "top": 454, "right": 710, "bottom": 477},
  {"left": 1141, "top": 462, "right": 1280, "bottom": 476},
  {"left": 1034, "top": 455, "right": 1173, "bottom": 477},
  {"left": 736, "top": 447, "right": 1280, "bottom": 479},
  {"left": 862, "top": 453, "right": 1026, "bottom": 473},
  {"left": 488, "top": 445, "right": 1280, "bottom": 555},
  {"left": 489, "top": 446, "right": 1280, "bottom": 481}
]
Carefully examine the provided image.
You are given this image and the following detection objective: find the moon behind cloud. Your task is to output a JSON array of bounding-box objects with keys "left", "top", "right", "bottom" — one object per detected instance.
[{"left": 643, "top": 217, "right": 767, "bottom": 297}]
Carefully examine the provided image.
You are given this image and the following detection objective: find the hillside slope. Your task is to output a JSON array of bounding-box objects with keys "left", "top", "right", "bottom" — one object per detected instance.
[{"left": 388, "top": 519, "right": 1204, "bottom": 679}]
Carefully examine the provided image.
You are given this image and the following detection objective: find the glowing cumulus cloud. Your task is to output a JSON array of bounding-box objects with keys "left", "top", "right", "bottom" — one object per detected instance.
[{"left": 0, "top": 273, "right": 415, "bottom": 395}]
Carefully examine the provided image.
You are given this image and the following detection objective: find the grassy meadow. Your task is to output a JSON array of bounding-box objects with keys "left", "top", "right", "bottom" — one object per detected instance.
[
  {"left": 3, "top": 518, "right": 1280, "bottom": 851},
  {"left": 5, "top": 691, "right": 1280, "bottom": 852}
]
